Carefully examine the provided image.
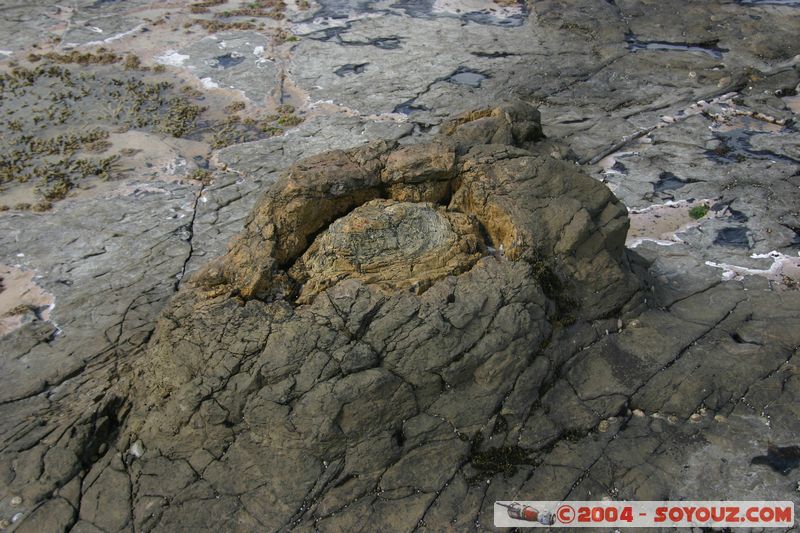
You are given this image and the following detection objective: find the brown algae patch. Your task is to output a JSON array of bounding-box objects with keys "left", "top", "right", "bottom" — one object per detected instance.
[
  {"left": 207, "top": 104, "right": 304, "bottom": 148},
  {"left": 185, "top": 0, "right": 287, "bottom": 31},
  {"left": 0, "top": 264, "right": 55, "bottom": 336},
  {"left": 0, "top": 54, "right": 302, "bottom": 208},
  {"left": 0, "top": 62, "right": 205, "bottom": 207}
]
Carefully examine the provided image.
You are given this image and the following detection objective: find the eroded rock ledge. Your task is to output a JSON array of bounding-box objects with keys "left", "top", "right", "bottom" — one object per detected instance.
[{"left": 195, "top": 102, "right": 634, "bottom": 310}]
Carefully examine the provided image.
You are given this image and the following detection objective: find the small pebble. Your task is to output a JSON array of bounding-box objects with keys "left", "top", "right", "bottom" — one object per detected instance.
[
  {"left": 598, "top": 420, "right": 610, "bottom": 432},
  {"left": 0, "top": 519, "right": 9, "bottom": 529},
  {"left": 714, "top": 415, "right": 727, "bottom": 423},
  {"left": 129, "top": 439, "right": 145, "bottom": 459},
  {"left": 11, "top": 513, "right": 23, "bottom": 524},
  {"left": 10, "top": 496, "right": 22, "bottom": 506},
  {"left": 690, "top": 413, "right": 702, "bottom": 422},
  {"left": 632, "top": 409, "right": 645, "bottom": 417}
]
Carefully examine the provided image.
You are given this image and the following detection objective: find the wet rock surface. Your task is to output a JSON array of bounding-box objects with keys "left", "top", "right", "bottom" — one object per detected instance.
[{"left": 0, "top": 0, "right": 799, "bottom": 531}]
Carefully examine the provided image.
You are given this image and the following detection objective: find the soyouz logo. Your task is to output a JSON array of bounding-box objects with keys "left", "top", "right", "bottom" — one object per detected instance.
[{"left": 494, "top": 501, "right": 795, "bottom": 528}]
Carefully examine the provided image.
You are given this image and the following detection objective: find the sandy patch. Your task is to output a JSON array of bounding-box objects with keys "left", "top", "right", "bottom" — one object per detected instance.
[
  {"left": 0, "top": 264, "right": 55, "bottom": 337},
  {"left": 627, "top": 199, "right": 715, "bottom": 247},
  {"left": 107, "top": 130, "right": 210, "bottom": 176},
  {"left": 432, "top": 0, "right": 524, "bottom": 15},
  {"left": 784, "top": 95, "right": 800, "bottom": 114},
  {"left": 712, "top": 113, "right": 785, "bottom": 133}
]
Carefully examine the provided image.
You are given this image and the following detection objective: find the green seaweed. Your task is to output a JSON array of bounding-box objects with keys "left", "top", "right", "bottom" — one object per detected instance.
[{"left": 689, "top": 204, "right": 710, "bottom": 220}]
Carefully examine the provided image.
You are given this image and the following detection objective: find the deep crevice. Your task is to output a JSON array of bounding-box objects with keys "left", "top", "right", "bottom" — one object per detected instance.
[{"left": 79, "top": 395, "right": 129, "bottom": 470}]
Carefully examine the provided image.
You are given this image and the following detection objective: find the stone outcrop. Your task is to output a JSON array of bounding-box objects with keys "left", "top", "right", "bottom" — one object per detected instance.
[
  {"left": 193, "top": 102, "right": 634, "bottom": 317},
  {"left": 106, "top": 103, "right": 642, "bottom": 530}
]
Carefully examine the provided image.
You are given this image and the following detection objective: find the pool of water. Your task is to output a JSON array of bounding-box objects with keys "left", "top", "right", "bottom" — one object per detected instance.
[{"left": 626, "top": 35, "right": 727, "bottom": 59}]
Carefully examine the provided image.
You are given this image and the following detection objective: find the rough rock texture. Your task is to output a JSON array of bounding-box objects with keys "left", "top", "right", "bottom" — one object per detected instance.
[
  {"left": 0, "top": 180, "right": 197, "bottom": 402},
  {"left": 41, "top": 102, "right": 789, "bottom": 533},
  {"left": 289, "top": 199, "right": 485, "bottom": 303},
  {"left": 2, "top": 0, "right": 800, "bottom": 531},
  {"left": 122, "top": 103, "right": 642, "bottom": 531}
]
